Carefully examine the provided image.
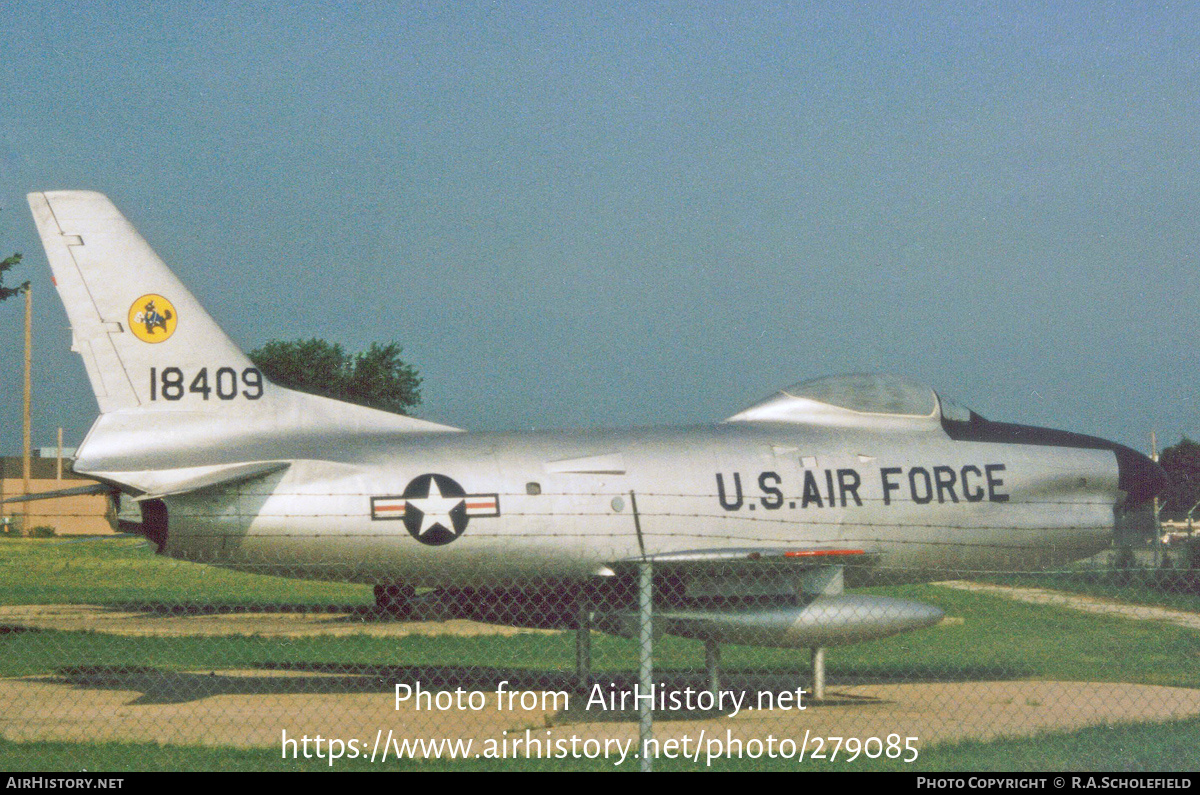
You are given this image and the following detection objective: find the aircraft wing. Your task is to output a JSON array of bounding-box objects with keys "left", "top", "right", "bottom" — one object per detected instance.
[
  {"left": 615, "top": 547, "right": 868, "bottom": 567},
  {"left": 606, "top": 547, "right": 876, "bottom": 603}
]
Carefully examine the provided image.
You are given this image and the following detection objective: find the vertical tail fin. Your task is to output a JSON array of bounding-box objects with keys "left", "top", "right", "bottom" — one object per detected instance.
[
  {"left": 28, "top": 191, "right": 253, "bottom": 414},
  {"left": 27, "top": 190, "right": 459, "bottom": 459}
]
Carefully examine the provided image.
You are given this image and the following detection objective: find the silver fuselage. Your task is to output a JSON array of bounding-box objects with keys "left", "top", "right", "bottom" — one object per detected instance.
[{"left": 80, "top": 416, "right": 1122, "bottom": 588}]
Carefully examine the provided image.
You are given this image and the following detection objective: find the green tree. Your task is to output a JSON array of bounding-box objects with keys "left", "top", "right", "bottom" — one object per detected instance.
[
  {"left": 0, "top": 253, "right": 26, "bottom": 301},
  {"left": 248, "top": 338, "right": 422, "bottom": 416},
  {"left": 1159, "top": 437, "right": 1200, "bottom": 518}
]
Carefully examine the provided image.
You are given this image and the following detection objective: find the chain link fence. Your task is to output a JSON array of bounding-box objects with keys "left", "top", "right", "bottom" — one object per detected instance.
[{"left": 0, "top": 496, "right": 1198, "bottom": 772}]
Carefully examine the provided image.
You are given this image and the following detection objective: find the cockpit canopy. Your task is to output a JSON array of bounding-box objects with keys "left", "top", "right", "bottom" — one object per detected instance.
[
  {"left": 725, "top": 373, "right": 979, "bottom": 426},
  {"left": 780, "top": 374, "right": 937, "bottom": 417}
]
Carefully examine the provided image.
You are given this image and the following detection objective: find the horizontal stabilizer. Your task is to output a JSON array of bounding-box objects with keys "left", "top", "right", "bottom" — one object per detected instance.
[
  {"left": 133, "top": 460, "right": 291, "bottom": 501},
  {"left": 2, "top": 483, "right": 113, "bottom": 504}
]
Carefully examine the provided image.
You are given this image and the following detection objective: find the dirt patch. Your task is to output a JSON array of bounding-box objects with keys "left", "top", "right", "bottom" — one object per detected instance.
[
  {"left": 4, "top": 602, "right": 1199, "bottom": 761},
  {"left": 0, "top": 669, "right": 555, "bottom": 754},
  {"left": 1, "top": 670, "right": 1197, "bottom": 759},
  {"left": 0, "top": 604, "right": 555, "bottom": 638},
  {"left": 935, "top": 581, "right": 1200, "bottom": 632}
]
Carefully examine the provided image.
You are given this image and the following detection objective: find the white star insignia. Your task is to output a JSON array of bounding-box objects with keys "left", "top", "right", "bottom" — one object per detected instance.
[{"left": 406, "top": 478, "right": 465, "bottom": 536}]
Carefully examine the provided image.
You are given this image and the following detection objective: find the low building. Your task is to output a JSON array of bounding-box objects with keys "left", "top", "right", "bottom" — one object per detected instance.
[{"left": 0, "top": 456, "right": 115, "bottom": 536}]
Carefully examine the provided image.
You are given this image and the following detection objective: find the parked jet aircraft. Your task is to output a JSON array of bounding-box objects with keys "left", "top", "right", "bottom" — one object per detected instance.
[{"left": 18, "top": 190, "right": 1167, "bottom": 659}]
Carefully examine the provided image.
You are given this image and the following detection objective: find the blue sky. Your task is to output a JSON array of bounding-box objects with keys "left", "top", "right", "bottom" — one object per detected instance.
[{"left": 1, "top": 1, "right": 1197, "bottom": 452}]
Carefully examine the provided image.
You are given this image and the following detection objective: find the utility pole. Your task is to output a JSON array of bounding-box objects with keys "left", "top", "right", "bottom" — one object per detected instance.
[
  {"left": 1151, "top": 431, "right": 1161, "bottom": 569},
  {"left": 21, "top": 284, "right": 32, "bottom": 533}
]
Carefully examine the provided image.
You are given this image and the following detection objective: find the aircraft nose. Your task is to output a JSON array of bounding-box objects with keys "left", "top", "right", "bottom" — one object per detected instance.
[{"left": 1114, "top": 446, "right": 1170, "bottom": 505}]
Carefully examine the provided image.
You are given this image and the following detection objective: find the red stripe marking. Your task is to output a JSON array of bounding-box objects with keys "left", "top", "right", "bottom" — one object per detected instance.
[{"left": 783, "top": 549, "right": 865, "bottom": 558}]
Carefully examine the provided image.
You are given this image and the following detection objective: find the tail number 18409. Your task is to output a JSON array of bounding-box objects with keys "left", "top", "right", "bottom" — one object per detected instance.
[{"left": 149, "top": 367, "right": 264, "bottom": 401}]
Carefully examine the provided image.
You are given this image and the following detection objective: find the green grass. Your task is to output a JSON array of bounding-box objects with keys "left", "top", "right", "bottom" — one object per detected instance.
[
  {"left": 1, "top": 538, "right": 1198, "bottom": 771},
  {"left": 0, "top": 537, "right": 371, "bottom": 607},
  {"left": 0, "top": 537, "right": 1197, "bottom": 689},
  {"left": 1, "top": 583, "right": 1196, "bottom": 687}
]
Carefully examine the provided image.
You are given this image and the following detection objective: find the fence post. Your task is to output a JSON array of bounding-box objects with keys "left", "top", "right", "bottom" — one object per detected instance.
[
  {"left": 638, "top": 558, "right": 653, "bottom": 772},
  {"left": 811, "top": 646, "right": 826, "bottom": 701},
  {"left": 705, "top": 639, "right": 721, "bottom": 697}
]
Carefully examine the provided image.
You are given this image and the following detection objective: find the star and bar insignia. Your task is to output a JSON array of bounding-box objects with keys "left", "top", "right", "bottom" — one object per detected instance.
[{"left": 371, "top": 473, "right": 500, "bottom": 546}]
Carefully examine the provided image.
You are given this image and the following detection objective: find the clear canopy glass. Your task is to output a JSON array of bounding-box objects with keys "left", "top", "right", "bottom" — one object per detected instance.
[{"left": 779, "top": 374, "right": 940, "bottom": 417}]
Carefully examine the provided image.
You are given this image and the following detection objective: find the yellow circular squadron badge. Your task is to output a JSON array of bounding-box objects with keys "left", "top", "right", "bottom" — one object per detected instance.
[{"left": 128, "top": 294, "right": 177, "bottom": 343}]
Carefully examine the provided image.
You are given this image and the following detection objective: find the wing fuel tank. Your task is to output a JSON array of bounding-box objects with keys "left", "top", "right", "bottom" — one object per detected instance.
[{"left": 607, "top": 595, "right": 945, "bottom": 648}]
